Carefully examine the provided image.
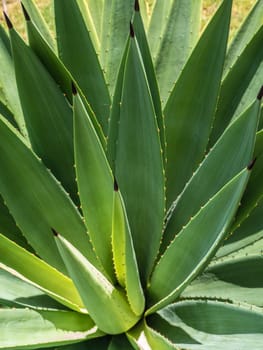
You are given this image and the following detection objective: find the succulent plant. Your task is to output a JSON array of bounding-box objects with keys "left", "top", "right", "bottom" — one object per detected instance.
[{"left": 0, "top": 0, "right": 263, "bottom": 348}]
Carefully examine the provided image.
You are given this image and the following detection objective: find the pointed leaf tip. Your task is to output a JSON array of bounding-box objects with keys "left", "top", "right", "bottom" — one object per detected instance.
[
  {"left": 3, "top": 12, "right": 13, "bottom": 29},
  {"left": 21, "top": 2, "right": 30, "bottom": 21},
  {"left": 114, "top": 177, "right": 119, "bottom": 192},
  {"left": 257, "top": 85, "right": 263, "bottom": 100},
  {"left": 247, "top": 157, "right": 257, "bottom": 170},
  {"left": 134, "top": 0, "right": 140, "bottom": 11},
  {"left": 130, "top": 22, "right": 135, "bottom": 38},
  {"left": 72, "top": 82, "right": 77, "bottom": 95},
  {"left": 51, "top": 228, "right": 59, "bottom": 237}
]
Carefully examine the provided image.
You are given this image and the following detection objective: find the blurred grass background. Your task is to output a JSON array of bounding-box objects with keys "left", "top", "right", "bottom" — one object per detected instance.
[{"left": 0, "top": 0, "right": 258, "bottom": 41}]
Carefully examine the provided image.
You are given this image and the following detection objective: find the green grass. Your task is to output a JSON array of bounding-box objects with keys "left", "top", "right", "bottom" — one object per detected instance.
[{"left": 0, "top": 0, "right": 258, "bottom": 40}]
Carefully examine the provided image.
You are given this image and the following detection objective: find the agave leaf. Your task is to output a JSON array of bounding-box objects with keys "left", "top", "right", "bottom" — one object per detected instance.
[
  {"left": 0, "top": 269, "right": 65, "bottom": 310},
  {"left": 153, "top": 300, "right": 263, "bottom": 349},
  {"left": 56, "top": 338, "right": 111, "bottom": 350},
  {"left": 217, "top": 199, "right": 263, "bottom": 258},
  {"left": 55, "top": 234, "right": 140, "bottom": 334},
  {"left": 132, "top": 3, "right": 165, "bottom": 160},
  {"left": 224, "top": 0, "right": 263, "bottom": 75},
  {"left": 0, "top": 234, "right": 84, "bottom": 312},
  {"left": 73, "top": 91, "right": 115, "bottom": 281},
  {"left": 147, "top": 0, "right": 202, "bottom": 104},
  {"left": 209, "top": 26, "right": 263, "bottom": 145},
  {"left": 54, "top": 0, "right": 110, "bottom": 135},
  {"left": 0, "top": 194, "right": 32, "bottom": 251},
  {"left": 25, "top": 15, "right": 106, "bottom": 150},
  {"left": 100, "top": 0, "right": 134, "bottom": 95},
  {"left": 164, "top": 0, "right": 232, "bottom": 207},
  {"left": 0, "top": 24, "right": 27, "bottom": 139},
  {"left": 147, "top": 313, "right": 199, "bottom": 346},
  {"left": 232, "top": 129, "right": 263, "bottom": 227},
  {"left": 108, "top": 334, "right": 134, "bottom": 350},
  {"left": 0, "top": 115, "right": 100, "bottom": 275},
  {"left": 0, "top": 308, "right": 102, "bottom": 349},
  {"left": 9, "top": 26, "right": 78, "bottom": 203},
  {"left": 111, "top": 33, "right": 165, "bottom": 285},
  {"left": 127, "top": 321, "right": 176, "bottom": 350},
  {"left": 147, "top": 169, "right": 250, "bottom": 314},
  {"left": 0, "top": 100, "right": 18, "bottom": 129},
  {"left": 112, "top": 185, "right": 145, "bottom": 316},
  {"left": 24, "top": 10, "right": 72, "bottom": 101},
  {"left": 76, "top": 0, "right": 101, "bottom": 54},
  {"left": 163, "top": 99, "right": 261, "bottom": 249},
  {"left": 182, "top": 248, "right": 263, "bottom": 307},
  {"left": 21, "top": 0, "right": 55, "bottom": 50}
]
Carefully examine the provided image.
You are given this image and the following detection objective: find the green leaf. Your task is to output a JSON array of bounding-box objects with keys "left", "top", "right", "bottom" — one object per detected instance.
[
  {"left": 224, "top": 0, "right": 263, "bottom": 75},
  {"left": 132, "top": 4, "right": 165, "bottom": 161},
  {"left": 108, "top": 335, "right": 134, "bottom": 350},
  {"left": 21, "top": 0, "right": 55, "bottom": 50},
  {"left": 147, "top": 169, "right": 250, "bottom": 314},
  {"left": 182, "top": 249, "right": 263, "bottom": 307},
  {"left": 10, "top": 27, "right": 78, "bottom": 203},
  {"left": 0, "top": 269, "right": 65, "bottom": 310},
  {"left": 127, "top": 321, "right": 175, "bottom": 350},
  {"left": 217, "top": 199, "right": 263, "bottom": 258},
  {"left": 148, "top": 0, "right": 202, "bottom": 104},
  {"left": 76, "top": 0, "right": 101, "bottom": 54},
  {"left": 100, "top": 0, "right": 134, "bottom": 95},
  {"left": 73, "top": 91, "right": 115, "bottom": 281},
  {"left": 55, "top": 234, "right": 140, "bottom": 335},
  {"left": 209, "top": 25, "right": 263, "bottom": 145},
  {"left": 0, "top": 234, "right": 85, "bottom": 312},
  {"left": 0, "top": 308, "right": 102, "bottom": 349},
  {"left": 54, "top": 0, "right": 110, "bottom": 135},
  {"left": 112, "top": 186, "right": 145, "bottom": 316},
  {"left": 163, "top": 99, "right": 261, "bottom": 250},
  {"left": 232, "top": 129, "right": 263, "bottom": 227},
  {"left": 164, "top": 0, "right": 232, "bottom": 207},
  {"left": 154, "top": 300, "right": 263, "bottom": 349},
  {"left": 111, "top": 35, "right": 165, "bottom": 285},
  {"left": 0, "top": 194, "right": 32, "bottom": 251},
  {"left": 0, "top": 24, "right": 27, "bottom": 138},
  {"left": 25, "top": 15, "right": 106, "bottom": 150},
  {"left": 0, "top": 115, "right": 100, "bottom": 275}
]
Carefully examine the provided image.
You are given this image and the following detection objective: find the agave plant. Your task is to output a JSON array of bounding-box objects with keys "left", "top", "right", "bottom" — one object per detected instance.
[{"left": 0, "top": 0, "right": 263, "bottom": 348}]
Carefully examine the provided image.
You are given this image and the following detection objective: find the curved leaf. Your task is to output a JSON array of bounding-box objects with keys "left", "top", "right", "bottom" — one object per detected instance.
[
  {"left": 54, "top": 0, "right": 110, "bottom": 135},
  {"left": 112, "top": 34, "right": 165, "bottom": 285},
  {"left": 164, "top": 0, "right": 232, "bottom": 207},
  {"left": 155, "top": 300, "right": 263, "bottom": 349},
  {"left": 0, "top": 308, "right": 102, "bottom": 349},
  {"left": 10, "top": 27, "right": 77, "bottom": 203},
  {"left": 148, "top": 0, "right": 202, "bottom": 104},
  {"left": 0, "top": 234, "right": 84, "bottom": 312},
  {"left": 163, "top": 99, "right": 260, "bottom": 249},
  {"left": 0, "top": 23, "right": 26, "bottom": 138},
  {"left": 147, "top": 169, "right": 250, "bottom": 313},
  {"left": 55, "top": 234, "right": 139, "bottom": 335},
  {"left": 73, "top": 91, "right": 115, "bottom": 281},
  {"left": 183, "top": 249, "right": 263, "bottom": 307},
  {"left": 0, "top": 269, "right": 65, "bottom": 311},
  {"left": 0, "top": 115, "right": 100, "bottom": 275}
]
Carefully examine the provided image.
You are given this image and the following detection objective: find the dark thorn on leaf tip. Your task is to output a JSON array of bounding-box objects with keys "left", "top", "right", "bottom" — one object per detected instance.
[
  {"left": 114, "top": 177, "right": 119, "bottom": 191},
  {"left": 21, "top": 3, "right": 30, "bottom": 21},
  {"left": 257, "top": 85, "right": 263, "bottom": 100},
  {"left": 3, "top": 12, "right": 13, "bottom": 29},
  {"left": 247, "top": 157, "right": 257, "bottom": 170},
  {"left": 51, "top": 228, "right": 59, "bottom": 237},
  {"left": 130, "top": 22, "right": 135, "bottom": 38},
  {"left": 71, "top": 82, "right": 77, "bottom": 95},
  {"left": 134, "top": 0, "right": 140, "bottom": 11}
]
